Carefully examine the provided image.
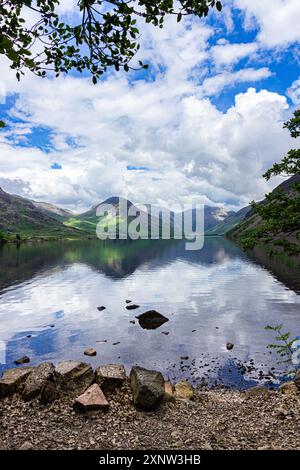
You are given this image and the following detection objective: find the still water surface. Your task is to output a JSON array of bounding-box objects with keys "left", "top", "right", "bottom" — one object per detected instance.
[{"left": 0, "top": 237, "right": 299, "bottom": 388}]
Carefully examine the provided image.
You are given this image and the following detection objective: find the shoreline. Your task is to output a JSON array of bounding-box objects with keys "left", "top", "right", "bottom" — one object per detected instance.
[{"left": 0, "top": 361, "right": 300, "bottom": 450}]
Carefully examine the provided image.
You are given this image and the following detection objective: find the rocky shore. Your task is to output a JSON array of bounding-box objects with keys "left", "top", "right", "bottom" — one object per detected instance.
[{"left": 0, "top": 361, "right": 300, "bottom": 450}]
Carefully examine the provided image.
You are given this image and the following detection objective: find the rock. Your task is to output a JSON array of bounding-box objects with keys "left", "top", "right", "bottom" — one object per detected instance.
[
  {"left": 226, "top": 342, "right": 234, "bottom": 350},
  {"left": 244, "top": 385, "right": 270, "bottom": 398},
  {"left": 74, "top": 384, "right": 109, "bottom": 412},
  {"left": 0, "top": 367, "right": 33, "bottom": 398},
  {"left": 136, "top": 310, "right": 169, "bottom": 330},
  {"left": 129, "top": 320, "right": 135, "bottom": 324},
  {"left": 97, "top": 306, "right": 106, "bottom": 311},
  {"left": 125, "top": 300, "right": 132, "bottom": 303},
  {"left": 112, "top": 342, "right": 120, "bottom": 346},
  {"left": 202, "top": 442, "right": 213, "bottom": 450},
  {"left": 84, "top": 348, "right": 97, "bottom": 357},
  {"left": 164, "top": 381, "right": 175, "bottom": 402},
  {"left": 276, "top": 407, "right": 288, "bottom": 419},
  {"left": 40, "top": 380, "right": 59, "bottom": 403},
  {"left": 95, "top": 364, "right": 126, "bottom": 393},
  {"left": 174, "top": 380, "right": 194, "bottom": 400},
  {"left": 22, "top": 362, "right": 55, "bottom": 401},
  {"left": 294, "top": 370, "right": 300, "bottom": 389},
  {"left": 14, "top": 356, "right": 30, "bottom": 365},
  {"left": 130, "top": 366, "right": 165, "bottom": 411},
  {"left": 126, "top": 304, "right": 140, "bottom": 310},
  {"left": 161, "top": 331, "right": 169, "bottom": 335},
  {"left": 19, "top": 441, "right": 33, "bottom": 450},
  {"left": 279, "top": 381, "right": 299, "bottom": 395},
  {"left": 180, "top": 356, "right": 189, "bottom": 360},
  {"left": 55, "top": 360, "right": 94, "bottom": 397}
]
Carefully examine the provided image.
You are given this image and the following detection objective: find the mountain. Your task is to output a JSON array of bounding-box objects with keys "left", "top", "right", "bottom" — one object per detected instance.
[
  {"left": 205, "top": 205, "right": 251, "bottom": 235},
  {"left": 32, "top": 201, "right": 74, "bottom": 221},
  {"left": 229, "top": 175, "right": 300, "bottom": 253},
  {"left": 65, "top": 198, "right": 237, "bottom": 237},
  {"left": 0, "top": 187, "right": 82, "bottom": 240},
  {"left": 65, "top": 197, "right": 162, "bottom": 237},
  {"left": 0, "top": 187, "right": 251, "bottom": 241}
]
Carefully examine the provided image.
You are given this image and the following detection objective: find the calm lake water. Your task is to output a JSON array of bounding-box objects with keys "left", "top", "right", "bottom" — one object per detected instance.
[{"left": 0, "top": 237, "right": 299, "bottom": 389}]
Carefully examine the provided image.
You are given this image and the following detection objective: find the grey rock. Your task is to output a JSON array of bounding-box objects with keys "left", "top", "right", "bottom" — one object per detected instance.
[
  {"left": 95, "top": 364, "right": 126, "bottom": 392},
  {"left": 130, "top": 365, "right": 165, "bottom": 411},
  {"left": 55, "top": 360, "right": 94, "bottom": 397},
  {"left": 126, "top": 304, "right": 140, "bottom": 310},
  {"left": 14, "top": 356, "right": 30, "bottom": 365},
  {"left": 136, "top": 310, "right": 169, "bottom": 330},
  {"left": 84, "top": 348, "right": 97, "bottom": 357},
  {"left": 0, "top": 367, "right": 33, "bottom": 398},
  {"left": 22, "top": 362, "right": 55, "bottom": 401},
  {"left": 19, "top": 441, "right": 33, "bottom": 450},
  {"left": 40, "top": 380, "right": 59, "bottom": 404}
]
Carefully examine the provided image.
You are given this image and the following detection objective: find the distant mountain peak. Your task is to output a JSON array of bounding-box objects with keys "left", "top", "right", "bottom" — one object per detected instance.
[{"left": 100, "top": 196, "right": 134, "bottom": 207}]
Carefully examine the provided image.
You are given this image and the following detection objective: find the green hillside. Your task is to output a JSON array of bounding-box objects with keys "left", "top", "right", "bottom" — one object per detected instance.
[
  {"left": 0, "top": 188, "right": 85, "bottom": 241},
  {"left": 229, "top": 176, "right": 300, "bottom": 256}
]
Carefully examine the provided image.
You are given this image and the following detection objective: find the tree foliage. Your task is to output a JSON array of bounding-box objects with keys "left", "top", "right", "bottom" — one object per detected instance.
[
  {"left": 241, "top": 110, "right": 300, "bottom": 256},
  {"left": 0, "top": 0, "right": 222, "bottom": 82}
]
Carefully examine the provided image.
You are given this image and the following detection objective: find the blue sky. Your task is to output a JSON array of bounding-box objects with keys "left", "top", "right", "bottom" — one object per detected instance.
[{"left": 0, "top": 0, "right": 299, "bottom": 211}]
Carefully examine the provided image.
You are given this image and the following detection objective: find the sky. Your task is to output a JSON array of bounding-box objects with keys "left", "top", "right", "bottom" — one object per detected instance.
[{"left": 0, "top": 0, "right": 300, "bottom": 212}]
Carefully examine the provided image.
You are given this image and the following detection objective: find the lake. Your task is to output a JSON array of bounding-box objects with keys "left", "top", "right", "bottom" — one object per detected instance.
[{"left": 0, "top": 237, "right": 299, "bottom": 389}]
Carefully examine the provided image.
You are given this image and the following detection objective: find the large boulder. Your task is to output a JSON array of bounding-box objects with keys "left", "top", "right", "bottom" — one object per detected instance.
[
  {"left": 0, "top": 367, "right": 33, "bottom": 398},
  {"left": 95, "top": 364, "right": 126, "bottom": 393},
  {"left": 22, "top": 362, "right": 55, "bottom": 401},
  {"left": 130, "top": 366, "right": 165, "bottom": 411},
  {"left": 74, "top": 384, "right": 109, "bottom": 412},
  {"left": 136, "top": 311, "right": 169, "bottom": 330},
  {"left": 55, "top": 360, "right": 94, "bottom": 397}
]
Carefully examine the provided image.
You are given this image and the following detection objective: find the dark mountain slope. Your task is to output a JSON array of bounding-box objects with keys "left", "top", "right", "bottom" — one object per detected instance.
[{"left": 0, "top": 188, "right": 82, "bottom": 240}]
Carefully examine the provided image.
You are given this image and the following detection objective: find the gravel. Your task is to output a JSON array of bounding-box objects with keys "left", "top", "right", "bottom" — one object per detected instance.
[{"left": 0, "top": 382, "right": 299, "bottom": 450}]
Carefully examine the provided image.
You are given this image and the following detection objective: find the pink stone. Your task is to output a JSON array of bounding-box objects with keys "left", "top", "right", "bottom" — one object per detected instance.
[{"left": 74, "top": 384, "right": 109, "bottom": 412}]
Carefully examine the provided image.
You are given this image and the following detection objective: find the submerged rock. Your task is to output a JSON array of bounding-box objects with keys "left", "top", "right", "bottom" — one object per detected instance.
[
  {"left": 74, "top": 384, "right": 109, "bottom": 412},
  {"left": 84, "top": 348, "right": 97, "bottom": 357},
  {"left": 0, "top": 367, "right": 33, "bottom": 398},
  {"left": 22, "top": 362, "right": 55, "bottom": 402},
  {"left": 14, "top": 356, "right": 30, "bottom": 365},
  {"left": 97, "top": 306, "right": 106, "bottom": 311},
  {"left": 126, "top": 304, "right": 140, "bottom": 310},
  {"left": 174, "top": 380, "right": 194, "bottom": 400},
  {"left": 55, "top": 361, "right": 94, "bottom": 397},
  {"left": 136, "top": 310, "right": 169, "bottom": 330},
  {"left": 95, "top": 364, "right": 126, "bottom": 393},
  {"left": 130, "top": 365, "right": 165, "bottom": 411}
]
